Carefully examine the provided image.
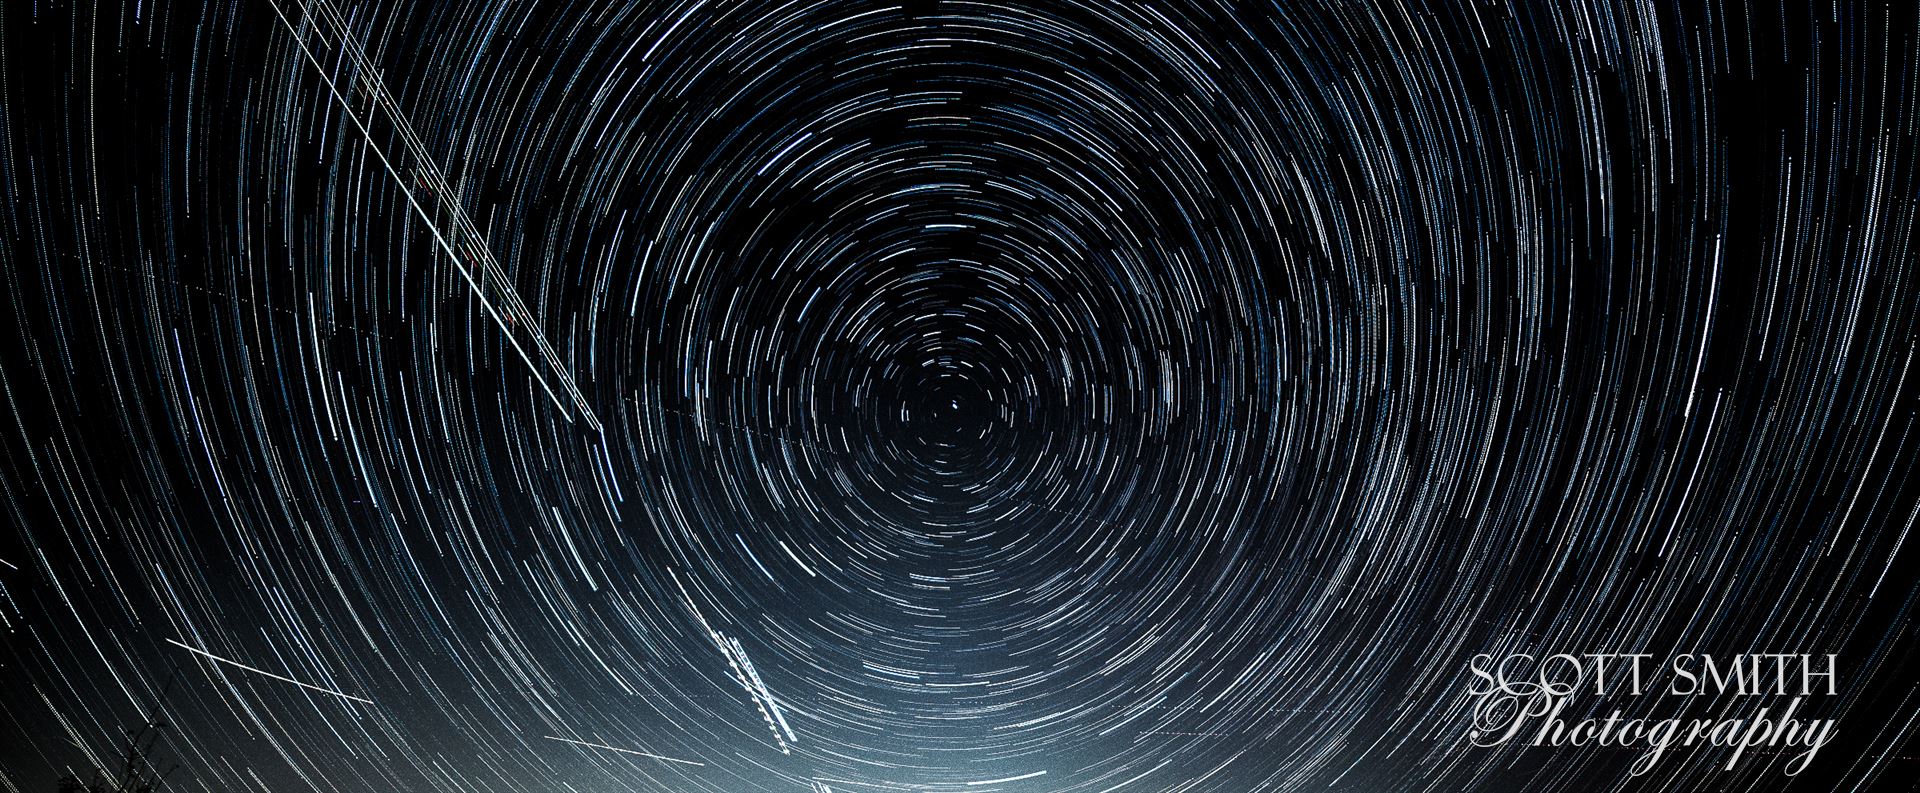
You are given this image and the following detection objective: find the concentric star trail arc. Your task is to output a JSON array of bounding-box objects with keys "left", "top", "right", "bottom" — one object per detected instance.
[{"left": 0, "top": 1, "right": 1915, "bottom": 791}]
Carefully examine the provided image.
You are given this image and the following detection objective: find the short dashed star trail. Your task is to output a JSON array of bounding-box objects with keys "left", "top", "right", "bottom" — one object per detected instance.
[{"left": 1, "top": 1, "right": 1917, "bottom": 791}]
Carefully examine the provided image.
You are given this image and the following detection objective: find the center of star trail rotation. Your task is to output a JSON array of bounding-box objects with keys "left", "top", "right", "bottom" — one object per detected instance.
[{"left": 0, "top": 1, "right": 1916, "bottom": 792}]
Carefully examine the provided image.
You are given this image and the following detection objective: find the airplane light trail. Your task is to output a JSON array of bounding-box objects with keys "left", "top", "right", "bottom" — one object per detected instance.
[
  {"left": 166, "top": 638, "right": 374, "bottom": 705},
  {"left": 541, "top": 735, "right": 705, "bottom": 766}
]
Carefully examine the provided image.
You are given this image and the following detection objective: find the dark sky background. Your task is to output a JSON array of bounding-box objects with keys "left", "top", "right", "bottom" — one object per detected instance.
[{"left": 1, "top": 0, "right": 1917, "bottom": 791}]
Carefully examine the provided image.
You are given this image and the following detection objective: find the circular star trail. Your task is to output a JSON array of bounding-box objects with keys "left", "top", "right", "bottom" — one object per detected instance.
[{"left": 1, "top": 1, "right": 1917, "bottom": 792}]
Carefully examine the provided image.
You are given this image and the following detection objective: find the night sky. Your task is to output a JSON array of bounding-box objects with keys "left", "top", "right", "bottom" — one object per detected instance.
[{"left": 1, "top": 0, "right": 1918, "bottom": 791}]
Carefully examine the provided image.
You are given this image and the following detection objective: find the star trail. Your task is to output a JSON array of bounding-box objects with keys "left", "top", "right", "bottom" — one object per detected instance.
[{"left": 1, "top": 0, "right": 1917, "bottom": 791}]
